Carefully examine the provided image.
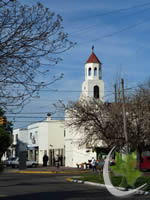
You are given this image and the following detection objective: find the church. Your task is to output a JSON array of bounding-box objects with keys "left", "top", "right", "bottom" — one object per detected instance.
[
  {"left": 65, "top": 48, "right": 104, "bottom": 167},
  {"left": 10, "top": 48, "right": 105, "bottom": 167}
]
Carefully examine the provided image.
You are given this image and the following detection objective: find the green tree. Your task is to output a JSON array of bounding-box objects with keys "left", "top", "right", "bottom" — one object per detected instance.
[
  {"left": 0, "top": 108, "right": 12, "bottom": 160},
  {"left": 0, "top": 128, "right": 12, "bottom": 160}
]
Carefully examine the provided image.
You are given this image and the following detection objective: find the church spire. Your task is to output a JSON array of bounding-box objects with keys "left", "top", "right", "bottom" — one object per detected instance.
[{"left": 86, "top": 49, "right": 101, "bottom": 64}]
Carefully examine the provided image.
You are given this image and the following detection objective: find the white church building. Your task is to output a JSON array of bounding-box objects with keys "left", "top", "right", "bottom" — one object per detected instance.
[
  {"left": 10, "top": 49, "right": 105, "bottom": 168},
  {"left": 65, "top": 49, "right": 104, "bottom": 167}
]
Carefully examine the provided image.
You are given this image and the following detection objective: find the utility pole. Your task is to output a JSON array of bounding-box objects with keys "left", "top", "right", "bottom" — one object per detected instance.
[
  {"left": 121, "top": 78, "right": 128, "bottom": 152},
  {"left": 114, "top": 84, "right": 117, "bottom": 103}
]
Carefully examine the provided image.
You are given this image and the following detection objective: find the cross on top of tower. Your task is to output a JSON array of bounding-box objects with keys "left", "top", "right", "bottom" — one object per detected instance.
[{"left": 92, "top": 45, "right": 94, "bottom": 52}]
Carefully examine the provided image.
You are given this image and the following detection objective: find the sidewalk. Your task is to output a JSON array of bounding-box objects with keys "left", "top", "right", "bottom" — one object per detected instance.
[
  {"left": 66, "top": 178, "right": 150, "bottom": 196},
  {"left": 4, "top": 166, "right": 91, "bottom": 174}
]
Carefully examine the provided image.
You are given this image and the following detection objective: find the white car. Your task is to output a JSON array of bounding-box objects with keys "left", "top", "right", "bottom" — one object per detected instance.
[
  {"left": 4, "top": 157, "right": 16, "bottom": 167},
  {"left": 11, "top": 157, "right": 38, "bottom": 168}
]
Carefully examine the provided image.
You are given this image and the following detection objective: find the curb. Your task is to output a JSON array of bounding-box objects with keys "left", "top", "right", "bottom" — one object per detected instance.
[
  {"left": 66, "top": 178, "right": 150, "bottom": 196},
  {"left": 8, "top": 170, "right": 89, "bottom": 174}
]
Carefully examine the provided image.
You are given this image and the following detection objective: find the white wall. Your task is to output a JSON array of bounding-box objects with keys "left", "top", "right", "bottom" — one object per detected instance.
[
  {"left": 38, "top": 121, "right": 49, "bottom": 164},
  {"left": 72, "top": 141, "right": 96, "bottom": 167},
  {"left": 48, "top": 120, "right": 64, "bottom": 149},
  {"left": 65, "top": 124, "right": 96, "bottom": 167},
  {"left": 13, "top": 128, "right": 28, "bottom": 152},
  {"left": 27, "top": 123, "right": 39, "bottom": 147}
]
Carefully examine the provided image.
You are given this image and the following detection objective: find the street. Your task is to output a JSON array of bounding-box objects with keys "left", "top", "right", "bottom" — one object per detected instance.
[{"left": 0, "top": 172, "right": 149, "bottom": 200}]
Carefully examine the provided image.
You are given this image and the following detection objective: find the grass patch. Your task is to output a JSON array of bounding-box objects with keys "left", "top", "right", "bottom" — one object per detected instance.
[
  {"left": 73, "top": 172, "right": 150, "bottom": 192},
  {"left": 73, "top": 173, "right": 104, "bottom": 184}
]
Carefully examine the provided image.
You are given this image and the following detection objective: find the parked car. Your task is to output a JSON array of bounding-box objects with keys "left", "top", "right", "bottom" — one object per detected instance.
[
  {"left": 11, "top": 157, "right": 38, "bottom": 168},
  {"left": 141, "top": 156, "right": 150, "bottom": 171},
  {"left": 4, "top": 157, "right": 16, "bottom": 167}
]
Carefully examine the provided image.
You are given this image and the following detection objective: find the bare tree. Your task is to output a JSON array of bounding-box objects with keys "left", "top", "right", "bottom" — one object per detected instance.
[
  {"left": 0, "top": 0, "right": 74, "bottom": 111},
  {"left": 65, "top": 99, "right": 125, "bottom": 147},
  {"left": 65, "top": 80, "right": 150, "bottom": 170},
  {"left": 127, "top": 80, "right": 150, "bottom": 169}
]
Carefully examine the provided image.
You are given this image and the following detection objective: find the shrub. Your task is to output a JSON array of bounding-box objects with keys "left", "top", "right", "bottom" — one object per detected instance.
[{"left": 134, "top": 176, "right": 150, "bottom": 192}]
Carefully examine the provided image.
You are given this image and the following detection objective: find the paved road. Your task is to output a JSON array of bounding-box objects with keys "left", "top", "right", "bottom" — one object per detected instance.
[{"left": 0, "top": 172, "right": 149, "bottom": 200}]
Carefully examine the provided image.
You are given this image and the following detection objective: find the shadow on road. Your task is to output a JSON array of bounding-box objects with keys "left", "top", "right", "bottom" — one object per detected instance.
[{"left": 0, "top": 188, "right": 111, "bottom": 200}]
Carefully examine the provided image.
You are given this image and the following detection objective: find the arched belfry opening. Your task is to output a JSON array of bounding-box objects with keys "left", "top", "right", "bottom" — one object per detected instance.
[
  {"left": 88, "top": 68, "right": 92, "bottom": 76},
  {"left": 94, "top": 67, "right": 97, "bottom": 76},
  {"left": 94, "top": 85, "right": 99, "bottom": 98}
]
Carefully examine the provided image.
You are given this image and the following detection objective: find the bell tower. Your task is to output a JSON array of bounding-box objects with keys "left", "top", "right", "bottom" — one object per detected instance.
[{"left": 80, "top": 47, "right": 104, "bottom": 101}]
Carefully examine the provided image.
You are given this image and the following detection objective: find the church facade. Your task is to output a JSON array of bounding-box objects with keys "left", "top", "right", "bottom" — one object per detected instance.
[{"left": 65, "top": 50, "right": 104, "bottom": 167}]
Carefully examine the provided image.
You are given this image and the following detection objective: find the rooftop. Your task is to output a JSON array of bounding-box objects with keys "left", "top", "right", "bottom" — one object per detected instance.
[{"left": 86, "top": 52, "right": 101, "bottom": 64}]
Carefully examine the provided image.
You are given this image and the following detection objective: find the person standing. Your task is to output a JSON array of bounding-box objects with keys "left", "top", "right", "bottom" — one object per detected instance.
[
  {"left": 91, "top": 157, "right": 97, "bottom": 172},
  {"left": 59, "top": 155, "right": 63, "bottom": 166},
  {"left": 43, "top": 154, "right": 49, "bottom": 167}
]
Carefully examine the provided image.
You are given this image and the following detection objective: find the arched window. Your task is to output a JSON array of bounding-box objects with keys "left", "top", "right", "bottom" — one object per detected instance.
[
  {"left": 94, "top": 67, "right": 97, "bottom": 76},
  {"left": 94, "top": 85, "right": 99, "bottom": 99},
  {"left": 88, "top": 68, "right": 92, "bottom": 76}
]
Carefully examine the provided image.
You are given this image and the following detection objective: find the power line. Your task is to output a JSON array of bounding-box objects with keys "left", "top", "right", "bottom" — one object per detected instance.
[
  {"left": 34, "top": 89, "right": 114, "bottom": 93},
  {"left": 8, "top": 116, "right": 48, "bottom": 119},
  {"left": 7, "top": 112, "right": 50, "bottom": 115},
  {"left": 10, "top": 84, "right": 149, "bottom": 126},
  {"left": 10, "top": 119, "right": 65, "bottom": 123},
  {"left": 6, "top": 86, "right": 141, "bottom": 115},
  {"left": 70, "top": 4, "right": 150, "bottom": 36},
  {"left": 79, "top": 15, "right": 150, "bottom": 45}
]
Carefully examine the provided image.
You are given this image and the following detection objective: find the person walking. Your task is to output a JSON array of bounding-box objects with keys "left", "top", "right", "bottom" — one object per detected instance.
[{"left": 91, "top": 157, "right": 97, "bottom": 172}]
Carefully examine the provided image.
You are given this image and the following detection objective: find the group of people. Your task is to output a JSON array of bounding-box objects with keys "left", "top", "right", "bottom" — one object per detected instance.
[
  {"left": 91, "top": 157, "right": 115, "bottom": 173},
  {"left": 42, "top": 154, "right": 63, "bottom": 168},
  {"left": 43, "top": 154, "right": 113, "bottom": 172}
]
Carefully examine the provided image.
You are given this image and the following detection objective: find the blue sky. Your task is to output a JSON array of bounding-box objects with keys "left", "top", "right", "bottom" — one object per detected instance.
[{"left": 10, "top": 0, "right": 150, "bottom": 128}]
